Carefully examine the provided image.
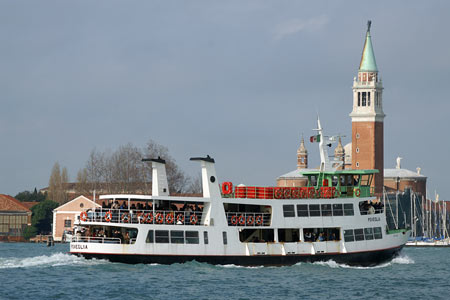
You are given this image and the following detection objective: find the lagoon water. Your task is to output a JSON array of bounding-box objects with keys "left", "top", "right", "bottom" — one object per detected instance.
[{"left": 0, "top": 243, "right": 448, "bottom": 300}]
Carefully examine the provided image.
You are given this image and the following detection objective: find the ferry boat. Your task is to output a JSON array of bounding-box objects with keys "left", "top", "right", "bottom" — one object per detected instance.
[{"left": 70, "top": 121, "right": 410, "bottom": 266}]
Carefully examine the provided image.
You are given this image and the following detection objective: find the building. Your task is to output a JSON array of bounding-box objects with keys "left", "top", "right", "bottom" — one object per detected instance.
[
  {"left": 0, "top": 194, "right": 32, "bottom": 242},
  {"left": 52, "top": 195, "right": 100, "bottom": 242},
  {"left": 276, "top": 137, "right": 308, "bottom": 187},
  {"left": 349, "top": 20, "right": 385, "bottom": 196}
]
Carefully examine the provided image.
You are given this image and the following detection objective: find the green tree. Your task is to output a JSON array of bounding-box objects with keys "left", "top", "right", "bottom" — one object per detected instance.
[
  {"left": 30, "top": 200, "right": 59, "bottom": 235},
  {"left": 15, "top": 188, "right": 46, "bottom": 202}
]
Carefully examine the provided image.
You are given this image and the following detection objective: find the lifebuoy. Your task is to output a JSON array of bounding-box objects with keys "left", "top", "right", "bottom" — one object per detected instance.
[
  {"left": 246, "top": 215, "right": 255, "bottom": 226},
  {"left": 104, "top": 211, "right": 112, "bottom": 222},
  {"left": 255, "top": 215, "right": 263, "bottom": 226},
  {"left": 156, "top": 213, "right": 164, "bottom": 224},
  {"left": 238, "top": 215, "right": 246, "bottom": 226},
  {"left": 80, "top": 211, "right": 87, "bottom": 222},
  {"left": 222, "top": 182, "right": 233, "bottom": 195},
  {"left": 176, "top": 213, "right": 185, "bottom": 224},
  {"left": 121, "top": 213, "right": 130, "bottom": 223},
  {"left": 166, "top": 213, "right": 174, "bottom": 224},
  {"left": 190, "top": 214, "right": 198, "bottom": 225},
  {"left": 231, "top": 215, "right": 238, "bottom": 225},
  {"left": 283, "top": 188, "right": 291, "bottom": 199},
  {"left": 274, "top": 188, "right": 283, "bottom": 199},
  {"left": 146, "top": 212, "right": 154, "bottom": 224},
  {"left": 355, "top": 188, "right": 361, "bottom": 197}
]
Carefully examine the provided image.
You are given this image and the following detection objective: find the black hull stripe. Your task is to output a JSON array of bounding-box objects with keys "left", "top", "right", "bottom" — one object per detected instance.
[{"left": 71, "top": 245, "right": 404, "bottom": 267}]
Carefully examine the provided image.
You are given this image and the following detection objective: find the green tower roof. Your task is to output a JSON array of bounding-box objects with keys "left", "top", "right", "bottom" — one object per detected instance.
[{"left": 359, "top": 21, "right": 378, "bottom": 72}]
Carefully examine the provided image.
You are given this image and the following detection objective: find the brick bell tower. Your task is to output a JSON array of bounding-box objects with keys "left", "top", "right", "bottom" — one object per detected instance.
[{"left": 350, "top": 21, "right": 385, "bottom": 196}]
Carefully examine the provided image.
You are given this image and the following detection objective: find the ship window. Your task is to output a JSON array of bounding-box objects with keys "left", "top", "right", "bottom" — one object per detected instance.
[
  {"left": 278, "top": 229, "right": 300, "bottom": 242},
  {"left": 374, "top": 227, "right": 382, "bottom": 239},
  {"left": 367, "top": 92, "right": 371, "bottom": 106},
  {"left": 354, "top": 229, "right": 365, "bottom": 241},
  {"left": 283, "top": 205, "right": 295, "bottom": 217},
  {"left": 344, "top": 229, "right": 355, "bottom": 242},
  {"left": 303, "top": 228, "right": 340, "bottom": 242},
  {"left": 309, "top": 204, "right": 321, "bottom": 217},
  {"left": 296, "top": 204, "right": 309, "bottom": 217},
  {"left": 155, "top": 230, "right": 169, "bottom": 243},
  {"left": 222, "top": 231, "right": 227, "bottom": 245},
  {"left": 64, "top": 220, "right": 72, "bottom": 227},
  {"left": 360, "top": 174, "right": 372, "bottom": 186},
  {"left": 321, "top": 204, "right": 332, "bottom": 216},
  {"left": 203, "top": 231, "right": 209, "bottom": 244},
  {"left": 309, "top": 175, "right": 317, "bottom": 187},
  {"left": 186, "top": 231, "right": 199, "bottom": 244},
  {"left": 170, "top": 230, "right": 184, "bottom": 244},
  {"left": 358, "top": 92, "right": 361, "bottom": 106},
  {"left": 239, "top": 229, "right": 274, "bottom": 243},
  {"left": 332, "top": 176, "right": 338, "bottom": 186},
  {"left": 343, "top": 204, "right": 354, "bottom": 216},
  {"left": 364, "top": 228, "right": 374, "bottom": 240},
  {"left": 146, "top": 230, "right": 154, "bottom": 243},
  {"left": 332, "top": 204, "right": 343, "bottom": 216}
]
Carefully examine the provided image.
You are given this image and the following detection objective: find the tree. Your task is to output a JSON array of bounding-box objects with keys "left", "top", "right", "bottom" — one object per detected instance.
[
  {"left": 29, "top": 200, "right": 59, "bottom": 235},
  {"left": 47, "top": 162, "right": 69, "bottom": 204},
  {"left": 15, "top": 188, "right": 46, "bottom": 202}
]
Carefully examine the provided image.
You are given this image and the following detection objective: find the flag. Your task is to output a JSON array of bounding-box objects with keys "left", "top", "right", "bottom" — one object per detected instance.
[{"left": 310, "top": 135, "right": 320, "bottom": 143}]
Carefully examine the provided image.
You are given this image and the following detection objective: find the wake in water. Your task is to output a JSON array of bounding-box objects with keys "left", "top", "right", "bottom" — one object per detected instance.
[
  {"left": 311, "top": 253, "right": 415, "bottom": 269},
  {"left": 0, "top": 252, "right": 108, "bottom": 269}
]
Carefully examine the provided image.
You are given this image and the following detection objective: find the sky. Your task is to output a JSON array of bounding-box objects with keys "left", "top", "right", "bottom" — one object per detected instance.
[{"left": 1, "top": 1, "right": 449, "bottom": 200}]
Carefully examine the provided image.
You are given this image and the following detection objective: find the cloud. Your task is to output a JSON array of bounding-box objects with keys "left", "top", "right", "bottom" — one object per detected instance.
[{"left": 272, "top": 15, "right": 329, "bottom": 41}]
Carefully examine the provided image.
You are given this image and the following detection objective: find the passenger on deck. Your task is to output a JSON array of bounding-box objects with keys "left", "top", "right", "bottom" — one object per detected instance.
[
  {"left": 305, "top": 231, "right": 312, "bottom": 242},
  {"left": 317, "top": 232, "right": 325, "bottom": 242},
  {"left": 131, "top": 203, "right": 136, "bottom": 210},
  {"left": 102, "top": 201, "right": 107, "bottom": 208}
]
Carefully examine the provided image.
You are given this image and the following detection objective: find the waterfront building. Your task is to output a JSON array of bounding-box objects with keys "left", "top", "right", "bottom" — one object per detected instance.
[{"left": 0, "top": 194, "right": 32, "bottom": 242}]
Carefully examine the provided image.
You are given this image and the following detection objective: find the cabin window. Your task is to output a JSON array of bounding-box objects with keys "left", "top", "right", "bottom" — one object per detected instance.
[
  {"left": 222, "top": 232, "right": 228, "bottom": 245},
  {"left": 303, "top": 228, "right": 340, "bottom": 242},
  {"left": 203, "top": 231, "right": 209, "bottom": 244},
  {"left": 354, "top": 229, "right": 365, "bottom": 241},
  {"left": 186, "top": 231, "right": 199, "bottom": 244},
  {"left": 332, "top": 204, "right": 343, "bottom": 216},
  {"left": 343, "top": 204, "right": 354, "bottom": 216},
  {"left": 296, "top": 204, "right": 309, "bottom": 217},
  {"left": 155, "top": 230, "right": 169, "bottom": 243},
  {"left": 344, "top": 229, "right": 355, "bottom": 242},
  {"left": 358, "top": 92, "right": 361, "bottom": 106},
  {"left": 364, "top": 228, "right": 374, "bottom": 240},
  {"left": 64, "top": 220, "right": 72, "bottom": 227},
  {"left": 367, "top": 92, "right": 371, "bottom": 106},
  {"left": 239, "top": 229, "right": 274, "bottom": 243},
  {"left": 321, "top": 204, "right": 332, "bottom": 217},
  {"left": 309, "top": 175, "right": 317, "bottom": 187},
  {"left": 278, "top": 229, "right": 300, "bottom": 243},
  {"left": 360, "top": 174, "right": 372, "bottom": 186},
  {"left": 309, "top": 204, "right": 321, "bottom": 217},
  {"left": 374, "top": 227, "right": 383, "bottom": 239},
  {"left": 146, "top": 230, "right": 154, "bottom": 243},
  {"left": 353, "top": 175, "right": 360, "bottom": 185},
  {"left": 170, "top": 230, "right": 184, "bottom": 244},
  {"left": 332, "top": 176, "right": 338, "bottom": 186},
  {"left": 283, "top": 205, "right": 295, "bottom": 217}
]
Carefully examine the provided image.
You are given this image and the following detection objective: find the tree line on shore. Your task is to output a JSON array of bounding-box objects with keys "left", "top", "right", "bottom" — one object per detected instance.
[{"left": 15, "top": 139, "right": 201, "bottom": 238}]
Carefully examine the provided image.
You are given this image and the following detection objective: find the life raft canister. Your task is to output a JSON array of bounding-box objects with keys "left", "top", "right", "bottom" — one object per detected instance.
[
  {"left": 80, "top": 211, "right": 88, "bottom": 222},
  {"left": 283, "top": 188, "right": 291, "bottom": 199},
  {"left": 222, "top": 182, "right": 233, "bottom": 195},
  {"left": 274, "top": 188, "right": 283, "bottom": 199},
  {"left": 104, "top": 211, "right": 112, "bottom": 222}
]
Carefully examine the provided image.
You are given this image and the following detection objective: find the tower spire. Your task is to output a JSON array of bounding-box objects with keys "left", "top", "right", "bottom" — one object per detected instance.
[{"left": 359, "top": 20, "right": 378, "bottom": 72}]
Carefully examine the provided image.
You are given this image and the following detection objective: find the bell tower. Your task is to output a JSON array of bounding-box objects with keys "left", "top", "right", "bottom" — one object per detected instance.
[
  {"left": 349, "top": 21, "right": 385, "bottom": 195},
  {"left": 297, "top": 136, "right": 308, "bottom": 169}
]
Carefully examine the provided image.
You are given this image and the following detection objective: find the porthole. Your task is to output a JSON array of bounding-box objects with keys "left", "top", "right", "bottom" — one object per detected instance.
[
  {"left": 356, "top": 162, "right": 360, "bottom": 168},
  {"left": 356, "top": 133, "right": 360, "bottom": 139},
  {"left": 210, "top": 176, "right": 216, "bottom": 183},
  {"left": 356, "top": 147, "right": 360, "bottom": 153},
  {"left": 80, "top": 203, "right": 84, "bottom": 208}
]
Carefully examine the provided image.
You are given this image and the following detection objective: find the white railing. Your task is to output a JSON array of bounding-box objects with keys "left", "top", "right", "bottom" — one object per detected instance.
[
  {"left": 72, "top": 236, "right": 123, "bottom": 244},
  {"left": 83, "top": 208, "right": 203, "bottom": 226}
]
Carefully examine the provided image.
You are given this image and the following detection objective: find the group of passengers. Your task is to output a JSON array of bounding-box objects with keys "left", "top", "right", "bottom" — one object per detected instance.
[
  {"left": 303, "top": 229, "right": 339, "bottom": 242},
  {"left": 360, "top": 200, "right": 384, "bottom": 215},
  {"left": 76, "top": 226, "right": 136, "bottom": 244}
]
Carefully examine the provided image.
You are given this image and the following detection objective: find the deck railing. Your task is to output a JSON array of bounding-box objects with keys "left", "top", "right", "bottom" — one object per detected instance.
[
  {"left": 72, "top": 236, "right": 123, "bottom": 244},
  {"left": 225, "top": 212, "right": 271, "bottom": 227},
  {"left": 82, "top": 208, "right": 203, "bottom": 226}
]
